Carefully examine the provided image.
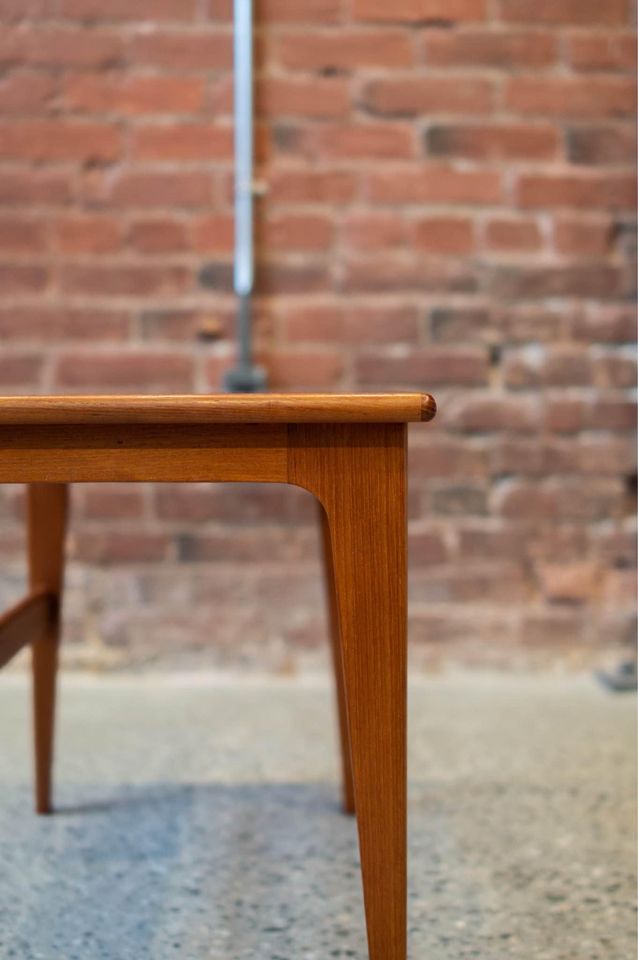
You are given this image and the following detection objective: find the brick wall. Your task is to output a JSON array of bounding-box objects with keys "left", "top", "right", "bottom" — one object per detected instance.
[{"left": 0, "top": 0, "right": 636, "bottom": 669}]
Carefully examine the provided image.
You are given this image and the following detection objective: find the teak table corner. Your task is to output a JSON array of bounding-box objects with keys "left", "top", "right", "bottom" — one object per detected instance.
[{"left": 0, "top": 391, "right": 436, "bottom": 960}]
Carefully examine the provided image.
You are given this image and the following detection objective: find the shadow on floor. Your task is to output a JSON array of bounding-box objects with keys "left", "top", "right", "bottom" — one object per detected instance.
[{"left": 1, "top": 781, "right": 372, "bottom": 960}]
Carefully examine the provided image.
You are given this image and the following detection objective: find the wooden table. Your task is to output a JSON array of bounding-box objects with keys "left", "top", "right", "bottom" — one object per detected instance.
[{"left": 0, "top": 391, "right": 436, "bottom": 960}]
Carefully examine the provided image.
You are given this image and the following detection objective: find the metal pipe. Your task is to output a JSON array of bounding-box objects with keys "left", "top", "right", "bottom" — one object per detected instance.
[
  {"left": 234, "top": 0, "right": 253, "bottom": 300},
  {"left": 224, "top": 0, "right": 267, "bottom": 393}
]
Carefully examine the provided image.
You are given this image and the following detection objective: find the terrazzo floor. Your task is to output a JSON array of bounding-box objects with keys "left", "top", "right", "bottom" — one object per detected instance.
[{"left": 0, "top": 672, "right": 635, "bottom": 959}]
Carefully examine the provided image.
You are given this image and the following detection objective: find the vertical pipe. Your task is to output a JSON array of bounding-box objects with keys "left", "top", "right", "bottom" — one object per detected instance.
[
  {"left": 234, "top": 0, "right": 254, "bottom": 303},
  {"left": 225, "top": 0, "right": 266, "bottom": 391}
]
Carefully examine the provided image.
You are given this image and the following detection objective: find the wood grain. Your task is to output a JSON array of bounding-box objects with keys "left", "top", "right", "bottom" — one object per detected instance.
[
  {"left": 290, "top": 424, "right": 408, "bottom": 960},
  {"left": 319, "top": 501, "right": 355, "bottom": 816},
  {"left": 29, "top": 484, "right": 68, "bottom": 815},
  {"left": 0, "top": 393, "right": 435, "bottom": 425},
  {"left": 0, "top": 392, "right": 433, "bottom": 953},
  {"left": 0, "top": 424, "right": 288, "bottom": 483},
  {"left": 0, "top": 590, "right": 51, "bottom": 669}
]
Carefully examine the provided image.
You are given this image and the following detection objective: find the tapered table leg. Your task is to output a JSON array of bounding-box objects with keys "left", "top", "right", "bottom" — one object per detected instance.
[
  {"left": 290, "top": 424, "right": 408, "bottom": 960},
  {"left": 28, "top": 483, "right": 68, "bottom": 814},
  {"left": 318, "top": 500, "right": 355, "bottom": 814}
]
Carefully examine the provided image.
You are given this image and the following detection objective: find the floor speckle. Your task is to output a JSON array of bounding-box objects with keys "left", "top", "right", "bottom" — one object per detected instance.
[{"left": 0, "top": 672, "right": 634, "bottom": 959}]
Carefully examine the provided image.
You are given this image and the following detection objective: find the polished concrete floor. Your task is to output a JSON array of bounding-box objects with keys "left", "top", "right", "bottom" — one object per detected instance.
[{"left": 0, "top": 672, "right": 635, "bottom": 959}]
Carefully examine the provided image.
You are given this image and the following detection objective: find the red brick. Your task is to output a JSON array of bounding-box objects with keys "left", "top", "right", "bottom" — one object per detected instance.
[
  {"left": 0, "top": 217, "right": 46, "bottom": 253},
  {"left": 492, "top": 306, "right": 565, "bottom": 343},
  {"left": 0, "top": 71, "right": 55, "bottom": 114},
  {"left": 96, "top": 171, "right": 213, "bottom": 208},
  {"left": 0, "top": 170, "right": 71, "bottom": 207},
  {"left": 54, "top": 352, "right": 193, "bottom": 390},
  {"left": 367, "top": 164, "right": 502, "bottom": 205},
  {"left": 60, "top": 263, "right": 190, "bottom": 297},
  {"left": 603, "top": 569, "right": 638, "bottom": 605},
  {"left": 196, "top": 260, "right": 235, "bottom": 293},
  {"left": 6, "top": 27, "right": 125, "bottom": 68},
  {"left": 425, "top": 123, "right": 559, "bottom": 161},
  {"left": 129, "top": 219, "right": 189, "bottom": 254},
  {"left": 132, "top": 124, "right": 233, "bottom": 162},
  {"left": 278, "top": 304, "right": 342, "bottom": 343},
  {"left": 409, "top": 527, "right": 448, "bottom": 566},
  {"left": 571, "top": 307, "right": 636, "bottom": 344},
  {"left": 504, "top": 347, "right": 594, "bottom": 389},
  {"left": 258, "top": 77, "right": 350, "bottom": 119},
  {"left": 0, "top": 307, "right": 130, "bottom": 342},
  {"left": 0, "top": 120, "right": 120, "bottom": 162},
  {"left": 505, "top": 76, "right": 636, "bottom": 118},
  {"left": 409, "top": 437, "right": 489, "bottom": 477},
  {"left": 489, "top": 263, "right": 627, "bottom": 300},
  {"left": 579, "top": 436, "right": 637, "bottom": 473},
  {"left": 553, "top": 217, "right": 614, "bottom": 257},
  {"left": 595, "top": 350, "right": 638, "bottom": 388},
  {"left": 342, "top": 254, "right": 478, "bottom": 293},
  {"left": 422, "top": 28, "right": 556, "bottom": 67},
  {"left": 154, "top": 483, "right": 308, "bottom": 528},
  {"left": 208, "top": 74, "right": 235, "bottom": 116},
  {"left": 0, "top": 0, "right": 54, "bottom": 17},
  {"left": 307, "top": 123, "right": 415, "bottom": 160},
  {"left": 59, "top": 0, "right": 197, "bottom": 19},
  {"left": 63, "top": 73, "right": 206, "bottom": 115},
  {"left": 131, "top": 30, "right": 232, "bottom": 69},
  {"left": 353, "top": 0, "right": 487, "bottom": 22},
  {"left": 191, "top": 213, "right": 234, "bottom": 253},
  {"left": 430, "top": 483, "right": 488, "bottom": 515},
  {"left": 413, "top": 564, "right": 528, "bottom": 603},
  {"left": 342, "top": 213, "right": 407, "bottom": 250},
  {"left": 0, "top": 354, "right": 43, "bottom": 386},
  {"left": 544, "top": 398, "right": 587, "bottom": 434},
  {"left": 520, "top": 611, "right": 586, "bottom": 647},
  {"left": 484, "top": 217, "right": 542, "bottom": 252},
  {"left": 593, "top": 526, "right": 637, "bottom": 566},
  {"left": 73, "top": 531, "right": 171, "bottom": 564},
  {"left": 567, "top": 31, "right": 637, "bottom": 72},
  {"left": 458, "top": 524, "right": 525, "bottom": 561},
  {"left": 553, "top": 398, "right": 637, "bottom": 433},
  {"left": 257, "top": 350, "right": 344, "bottom": 388},
  {"left": 448, "top": 396, "right": 540, "bottom": 433},
  {"left": 356, "top": 347, "right": 488, "bottom": 386},
  {"left": 500, "top": 0, "right": 630, "bottom": 26},
  {"left": 274, "top": 29, "right": 413, "bottom": 70},
  {"left": 261, "top": 213, "right": 333, "bottom": 251},
  {"left": 517, "top": 172, "right": 636, "bottom": 211},
  {"left": 258, "top": 123, "right": 289, "bottom": 166},
  {"left": 363, "top": 77, "right": 493, "bottom": 116},
  {"left": 139, "top": 307, "right": 235, "bottom": 342},
  {"left": 155, "top": 484, "right": 222, "bottom": 522},
  {"left": 257, "top": 0, "right": 341, "bottom": 21},
  {"left": 204, "top": 0, "right": 235, "bottom": 20},
  {"left": 53, "top": 215, "right": 122, "bottom": 253},
  {"left": 0, "top": 263, "right": 48, "bottom": 293},
  {"left": 490, "top": 438, "right": 579, "bottom": 476},
  {"left": 494, "top": 480, "right": 557, "bottom": 520},
  {"left": 282, "top": 304, "right": 419, "bottom": 343},
  {"left": 80, "top": 485, "right": 146, "bottom": 520},
  {"left": 177, "top": 527, "right": 319, "bottom": 564},
  {"left": 0, "top": 0, "right": 634, "bottom": 668},
  {"left": 528, "top": 523, "right": 592, "bottom": 565},
  {"left": 429, "top": 306, "right": 492, "bottom": 342},
  {"left": 268, "top": 168, "right": 356, "bottom": 204},
  {"left": 553, "top": 478, "right": 626, "bottom": 522},
  {"left": 257, "top": 261, "right": 330, "bottom": 294},
  {"left": 413, "top": 215, "right": 475, "bottom": 254},
  {"left": 566, "top": 125, "right": 636, "bottom": 165}
]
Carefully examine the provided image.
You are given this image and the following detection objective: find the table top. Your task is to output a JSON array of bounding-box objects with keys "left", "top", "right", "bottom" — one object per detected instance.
[{"left": 0, "top": 393, "right": 436, "bottom": 425}]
